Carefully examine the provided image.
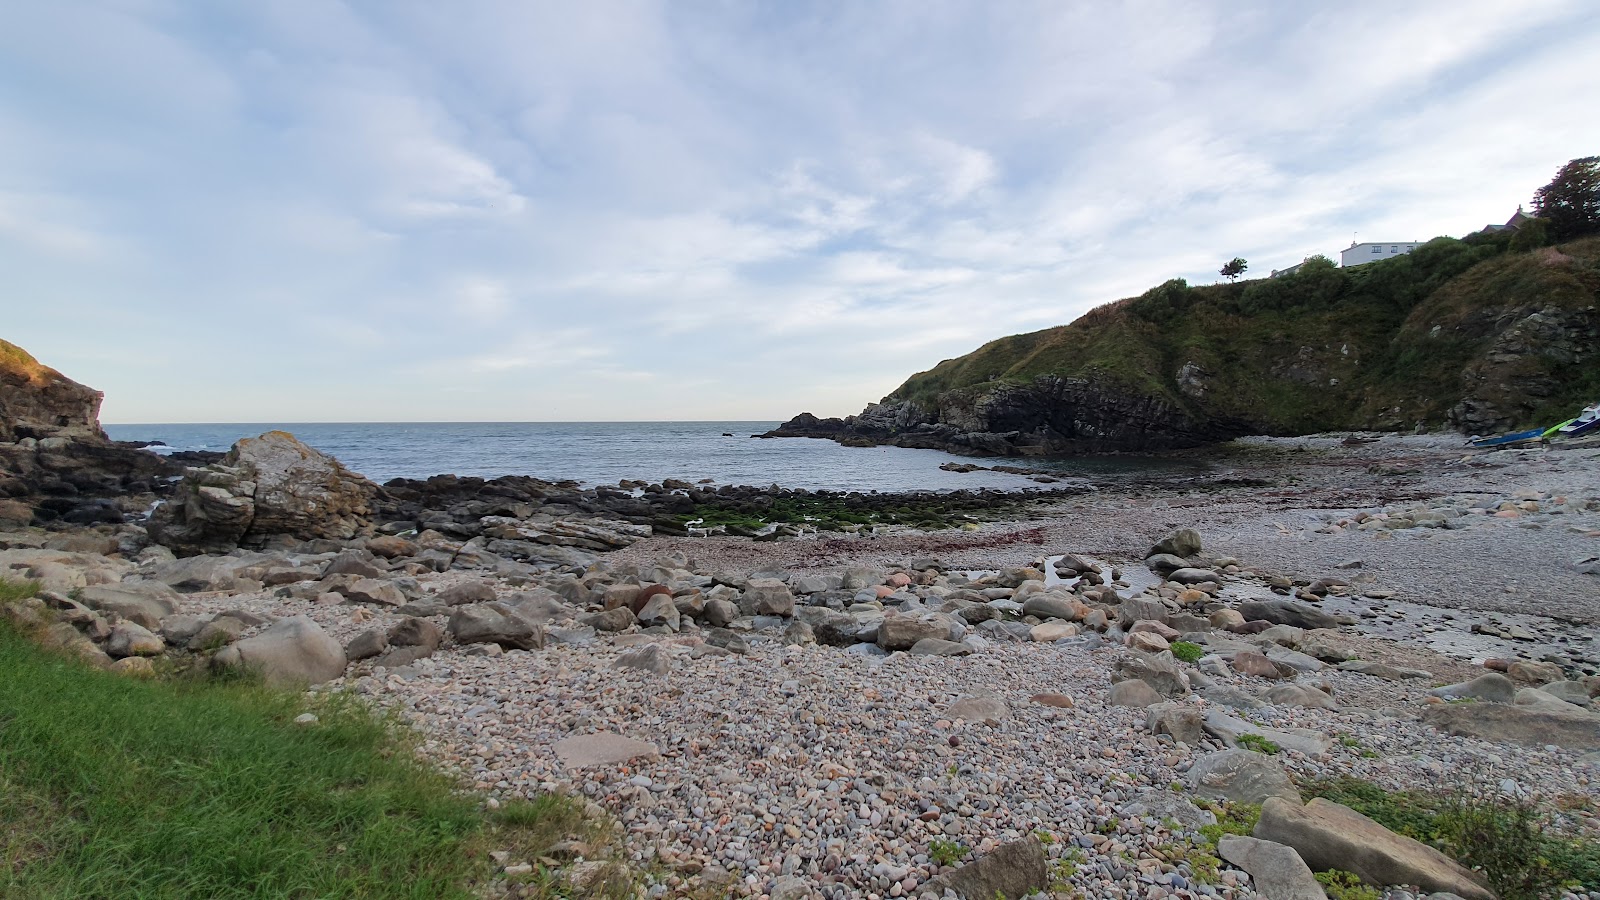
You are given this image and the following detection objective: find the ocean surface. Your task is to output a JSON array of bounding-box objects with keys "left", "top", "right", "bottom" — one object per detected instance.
[{"left": 101, "top": 422, "right": 1204, "bottom": 493}]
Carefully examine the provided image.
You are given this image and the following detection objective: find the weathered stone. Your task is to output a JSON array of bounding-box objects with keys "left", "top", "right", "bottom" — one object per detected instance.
[
  {"left": 877, "top": 611, "right": 960, "bottom": 651},
  {"left": 345, "top": 628, "right": 389, "bottom": 661},
  {"left": 947, "top": 697, "right": 1009, "bottom": 722},
  {"left": 614, "top": 644, "right": 670, "bottom": 675},
  {"left": 1506, "top": 659, "right": 1565, "bottom": 685},
  {"left": 388, "top": 616, "right": 443, "bottom": 652},
  {"left": 1146, "top": 701, "right": 1205, "bottom": 744},
  {"left": 1030, "top": 621, "right": 1077, "bottom": 642},
  {"left": 1422, "top": 700, "right": 1600, "bottom": 750},
  {"left": 1261, "top": 684, "right": 1338, "bottom": 709},
  {"left": 189, "top": 614, "right": 248, "bottom": 649},
  {"left": 1216, "top": 836, "right": 1327, "bottom": 900},
  {"left": 447, "top": 602, "right": 545, "bottom": 650},
  {"left": 1204, "top": 710, "right": 1331, "bottom": 755},
  {"left": 909, "top": 638, "right": 973, "bottom": 656},
  {"left": 77, "top": 584, "right": 177, "bottom": 631},
  {"left": 438, "top": 581, "right": 495, "bottom": 606},
  {"left": 1238, "top": 599, "right": 1338, "bottom": 630},
  {"left": 1109, "top": 679, "right": 1164, "bottom": 708},
  {"left": 1428, "top": 672, "right": 1516, "bottom": 703},
  {"left": 744, "top": 578, "right": 795, "bottom": 617},
  {"left": 927, "top": 836, "right": 1047, "bottom": 900},
  {"left": 552, "top": 732, "right": 661, "bottom": 770},
  {"left": 1020, "top": 595, "right": 1080, "bottom": 621},
  {"left": 150, "top": 431, "right": 379, "bottom": 555},
  {"left": 213, "top": 615, "right": 347, "bottom": 685},
  {"left": 1111, "top": 650, "right": 1190, "bottom": 697},
  {"left": 1128, "top": 631, "right": 1171, "bottom": 653},
  {"left": 1233, "top": 650, "right": 1294, "bottom": 679},
  {"left": 634, "top": 593, "right": 681, "bottom": 631},
  {"left": 1254, "top": 798, "right": 1493, "bottom": 900},
  {"left": 582, "top": 607, "right": 636, "bottom": 632},
  {"left": 339, "top": 577, "right": 405, "bottom": 606},
  {"left": 1186, "top": 749, "right": 1301, "bottom": 805},
  {"left": 1148, "top": 528, "right": 1202, "bottom": 559},
  {"left": 106, "top": 622, "right": 164, "bottom": 658}
]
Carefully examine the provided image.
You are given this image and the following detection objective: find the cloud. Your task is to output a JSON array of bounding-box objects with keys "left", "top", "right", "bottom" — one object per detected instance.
[{"left": 1, "top": 1, "right": 1598, "bottom": 423}]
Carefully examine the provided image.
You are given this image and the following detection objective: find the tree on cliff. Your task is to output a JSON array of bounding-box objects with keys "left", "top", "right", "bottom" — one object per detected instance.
[
  {"left": 1219, "top": 257, "right": 1248, "bottom": 282},
  {"left": 1533, "top": 156, "right": 1600, "bottom": 241}
]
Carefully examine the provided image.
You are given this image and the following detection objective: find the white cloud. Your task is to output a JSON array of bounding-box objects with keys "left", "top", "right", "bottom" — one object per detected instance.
[{"left": 1, "top": 0, "right": 1598, "bottom": 423}]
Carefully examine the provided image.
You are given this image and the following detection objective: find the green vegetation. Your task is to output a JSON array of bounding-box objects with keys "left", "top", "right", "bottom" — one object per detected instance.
[
  {"left": 1302, "top": 776, "right": 1600, "bottom": 899},
  {"left": 1219, "top": 257, "right": 1248, "bottom": 282},
  {"left": 929, "top": 838, "right": 968, "bottom": 867},
  {"left": 0, "top": 576, "right": 40, "bottom": 604},
  {"left": 1049, "top": 846, "right": 1084, "bottom": 888},
  {"left": 1198, "top": 802, "right": 1260, "bottom": 848},
  {"left": 1169, "top": 640, "right": 1204, "bottom": 663},
  {"left": 881, "top": 223, "right": 1600, "bottom": 437},
  {"left": 1534, "top": 156, "right": 1600, "bottom": 242},
  {"left": 1315, "top": 869, "right": 1382, "bottom": 900},
  {"left": 1235, "top": 733, "right": 1280, "bottom": 754},
  {"left": 0, "top": 615, "right": 625, "bottom": 899}
]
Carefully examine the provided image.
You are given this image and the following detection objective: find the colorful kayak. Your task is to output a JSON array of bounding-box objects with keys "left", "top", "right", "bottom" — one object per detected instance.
[
  {"left": 1543, "top": 419, "right": 1576, "bottom": 438},
  {"left": 1469, "top": 427, "right": 1547, "bottom": 448}
]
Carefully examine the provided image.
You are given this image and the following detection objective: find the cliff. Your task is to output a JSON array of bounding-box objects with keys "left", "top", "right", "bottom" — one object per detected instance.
[
  {"left": 0, "top": 339, "right": 191, "bottom": 526},
  {"left": 0, "top": 339, "right": 107, "bottom": 443},
  {"left": 769, "top": 235, "right": 1600, "bottom": 455}
]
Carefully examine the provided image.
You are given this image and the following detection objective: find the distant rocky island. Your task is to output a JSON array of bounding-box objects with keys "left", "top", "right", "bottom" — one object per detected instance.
[{"left": 766, "top": 234, "right": 1600, "bottom": 456}]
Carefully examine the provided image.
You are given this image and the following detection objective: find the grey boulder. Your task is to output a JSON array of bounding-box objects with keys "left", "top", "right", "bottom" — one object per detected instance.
[
  {"left": 1216, "top": 836, "right": 1327, "bottom": 900},
  {"left": 213, "top": 615, "right": 347, "bottom": 685}
]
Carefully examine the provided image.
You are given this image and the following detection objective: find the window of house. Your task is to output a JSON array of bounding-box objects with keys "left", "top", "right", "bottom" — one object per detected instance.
[
  {"left": 1390, "top": 246, "right": 1398, "bottom": 253},
  {"left": 1372, "top": 246, "right": 1381, "bottom": 253}
]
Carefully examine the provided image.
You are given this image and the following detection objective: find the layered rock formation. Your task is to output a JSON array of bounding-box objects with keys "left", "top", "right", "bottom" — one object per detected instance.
[
  {"left": 149, "top": 431, "right": 381, "bottom": 556},
  {"left": 768, "top": 236, "right": 1600, "bottom": 455},
  {"left": 0, "top": 339, "right": 191, "bottom": 526},
  {"left": 0, "top": 338, "right": 107, "bottom": 443}
]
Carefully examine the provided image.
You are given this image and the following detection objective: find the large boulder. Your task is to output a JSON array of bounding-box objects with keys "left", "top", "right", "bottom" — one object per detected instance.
[
  {"left": 150, "top": 431, "right": 379, "bottom": 555},
  {"left": 1111, "top": 650, "right": 1190, "bottom": 698},
  {"left": 1186, "top": 748, "right": 1301, "bottom": 805},
  {"left": 77, "top": 583, "right": 178, "bottom": 630},
  {"left": 447, "top": 602, "right": 545, "bottom": 650},
  {"left": 212, "top": 615, "right": 347, "bottom": 685},
  {"left": 926, "top": 836, "right": 1048, "bottom": 899},
  {"left": 1216, "top": 836, "right": 1327, "bottom": 900},
  {"left": 1422, "top": 699, "right": 1600, "bottom": 750},
  {"left": 1147, "top": 528, "right": 1202, "bottom": 559},
  {"left": 877, "top": 611, "right": 961, "bottom": 651},
  {"left": 1254, "top": 798, "right": 1494, "bottom": 900},
  {"left": 1238, "top": 599, "right": 1338, "bottom": 631}
]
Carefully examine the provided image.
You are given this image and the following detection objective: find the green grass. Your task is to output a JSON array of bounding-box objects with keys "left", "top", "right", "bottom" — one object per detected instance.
[
  {"left": 1301, "top": 776, "right": 1600, "bottom": 899},
  {"left": 929, "top": 838, "right": 968, "bottom": 867},
  {"left": 0, "top": 577, "right": 39, "bottom": 604},
  {"left": 1315, "top": 869, "right": 1381, "bottom": 900},
  {"left": 0, "top": 616, "right": 622, "bottom": 899},
  {"left": 1169, "top": 641, "right": 1204, "bottom": 664},
  {"left": 1234, "top": 733, "right": 1280, "bottom": 755},
  {"left": 1198, "top": 802, "right": 1260, "bottom": 848}
]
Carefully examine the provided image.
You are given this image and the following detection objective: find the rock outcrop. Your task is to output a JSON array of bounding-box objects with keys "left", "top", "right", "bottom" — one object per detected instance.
[
  {"left": 0, "top": 338, "right": 106, "bottom": 443},
  {"left": 764, "top": 236, "right": 1600, "bottom": 454},
  {"left": 1, "top": 338, "right": 198, "bottom": 525},
  {"left": 150, "top": 431, "right": 380, "bottom": 555}
]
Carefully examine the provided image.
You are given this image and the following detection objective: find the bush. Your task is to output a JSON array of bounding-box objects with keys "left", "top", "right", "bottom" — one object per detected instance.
[
  {"left": 1315, "top": 869, "right": 1381, "bottom": 900},
  {"left": 1235, "top": 734, "right": 1280, "bottom": 754}
]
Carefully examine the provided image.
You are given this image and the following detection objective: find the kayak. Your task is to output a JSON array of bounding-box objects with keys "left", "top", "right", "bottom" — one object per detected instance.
[
  {"left": 1543, "top": 419, "right": 1576, "bottom": 438},
  {"left": 1469, "top": 427, "right": 1547, "bottom": 448}
]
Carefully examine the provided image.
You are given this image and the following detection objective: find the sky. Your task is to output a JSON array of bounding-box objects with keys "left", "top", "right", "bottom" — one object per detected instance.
[{"left": 3, "top": 1, "right": 1599, "bottom": 424}]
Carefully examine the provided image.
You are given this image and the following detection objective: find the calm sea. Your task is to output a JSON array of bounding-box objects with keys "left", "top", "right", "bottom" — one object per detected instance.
[{"left": 101, "top": 422, "right": 1202, "bottom": 493}]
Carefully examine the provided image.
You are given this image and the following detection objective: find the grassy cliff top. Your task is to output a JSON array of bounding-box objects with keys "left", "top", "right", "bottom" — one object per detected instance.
[
  {"left": 886, "top": 234, "right": 1600, "bottom": 432},
  {"left": 0, "top": 338, "right": 54, "bottom": 384}
]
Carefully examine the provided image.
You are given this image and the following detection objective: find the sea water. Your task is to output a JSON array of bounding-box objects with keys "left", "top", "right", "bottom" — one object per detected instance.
[{"left": 102, "top": 421, "right": 1203, "bottom": 492}]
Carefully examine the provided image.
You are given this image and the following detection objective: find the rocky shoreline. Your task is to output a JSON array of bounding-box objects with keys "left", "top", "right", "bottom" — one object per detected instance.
[{"left": 4, "top": 426, "right": 1600, "bottom": 898}]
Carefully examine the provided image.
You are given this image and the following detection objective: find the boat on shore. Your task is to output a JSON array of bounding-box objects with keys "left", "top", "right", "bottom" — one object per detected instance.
[
  {"left": 1469, "top": 427, "right": 1547, "bottom": 448},
  {"left": 1558, "top": 403, "right": 1600, "bottom": 437}
]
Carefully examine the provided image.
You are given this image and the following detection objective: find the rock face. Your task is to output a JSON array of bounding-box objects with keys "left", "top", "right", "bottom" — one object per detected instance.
[
  {"left": 1216, "top": 836, "right": 1327, "bottom": 900},
  {"left": 150, "top": 431, "right": 379, "bottom": 555},
  {"left": 0, "top": 339, "right": 106, "bottom": 442},
  {"left": 761, "top": 241, "right": 1600, "bottom": 453},
  {"left": 1422, "top": 700, "right": 1600, "bottom": 750},
  {"left": 1254, "top": 798, "right": 1494, "bottom": 900},
  {"left": 927, "top": 836, "right": 1048, "bottom": 899}
]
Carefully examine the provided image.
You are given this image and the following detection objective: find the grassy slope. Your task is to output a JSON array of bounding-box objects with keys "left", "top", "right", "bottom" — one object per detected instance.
[
  {"left": 0, "top": 586, "right": 621, "bottom": 899},
  {"left": 0, "top": 339, "right": 53, "bottom": 385},
  {"left": 888, "top": 235, "right": 1600, "bottom": 433}
]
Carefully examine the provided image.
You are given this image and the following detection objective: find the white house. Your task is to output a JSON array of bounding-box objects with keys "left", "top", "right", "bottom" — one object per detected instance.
[{"left": 1340, "top": 241, "right": 1421, "bottom": 268}]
